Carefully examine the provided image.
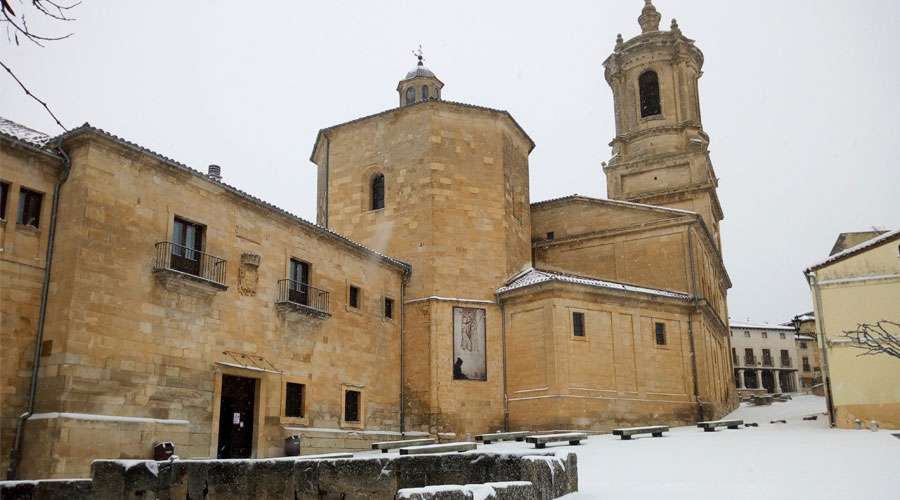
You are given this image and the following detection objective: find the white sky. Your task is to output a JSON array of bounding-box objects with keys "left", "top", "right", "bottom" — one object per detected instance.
[{"left": 2, "top": 1, "right": 898, "bottom": 325}]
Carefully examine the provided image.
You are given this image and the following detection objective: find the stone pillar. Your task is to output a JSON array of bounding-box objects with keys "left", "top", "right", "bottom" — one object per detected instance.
[
  {"left": 738, "top": 370, "right": 746, "bottom": 389},
  {"left": 773, "top": 371, "right": 782, "bottom": 393},
  {"left": 793, "top": 371, "right": 801, "bottom": 393},
  {"left": 755, "top": 370, "right": 762, "bottom": 389}
]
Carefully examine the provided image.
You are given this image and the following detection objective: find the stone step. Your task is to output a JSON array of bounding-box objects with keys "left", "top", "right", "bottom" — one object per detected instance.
[
  {"left": 398, "top": 442, "right": 477, "bottom": 455},
  {"left": 371, "top": 438, "right": 437, "bottom": 452}
]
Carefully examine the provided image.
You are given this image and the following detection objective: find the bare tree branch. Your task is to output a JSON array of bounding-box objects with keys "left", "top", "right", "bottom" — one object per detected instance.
[
  {"left": 841, "top": 321, "right": 900, "bottom": 359},
  {"left": 1, "top": 1, "right": 79, "bottom": 131},
  {"left": 0, "top": 59, "right": 68, "bottom": 131}
]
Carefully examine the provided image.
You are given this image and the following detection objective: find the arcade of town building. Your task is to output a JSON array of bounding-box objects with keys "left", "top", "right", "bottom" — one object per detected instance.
[{"left": 0, "top": 1, "right": 736, "bottom": 479}]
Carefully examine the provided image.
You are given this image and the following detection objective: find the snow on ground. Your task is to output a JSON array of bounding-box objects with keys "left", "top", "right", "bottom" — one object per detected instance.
[{"left": 363, "top": 395, "right": 899, "bottom": 499}]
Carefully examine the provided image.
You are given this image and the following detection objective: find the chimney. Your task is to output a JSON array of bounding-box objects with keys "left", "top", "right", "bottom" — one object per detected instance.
[{"left": 207, "top": 164, "right": 222, "bottom": 182}]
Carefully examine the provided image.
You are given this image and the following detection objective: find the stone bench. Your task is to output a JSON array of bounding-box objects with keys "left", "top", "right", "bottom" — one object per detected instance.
[
  {"left": 525, "top": 432, "right": 587, "bottom": 449},
  {"left": 372, "top": 438, "right": 437, "bottom": 453},
  {"left": 611, "top": 425, "right": 669, "bottom": 440},
  {"left": 697, "top": 419, "right": 743, "bottom": 432},
  {"left": 299, "top": 452, "right": 354, "bottom": 459},
  {"left": 475, "top": 431, "right": 529, "bottom": 444},
  {"left": 398, "top": 442, "right": 477, "bottom": 455}
]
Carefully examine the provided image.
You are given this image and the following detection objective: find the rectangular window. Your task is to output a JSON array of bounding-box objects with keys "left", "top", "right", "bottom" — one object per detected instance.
[
  {"left": 780, "top": 349, "right": 791, "bottom": 367},
  {"left": 762, "top": 349, "right": 772, "bottom": 366},
  {"left": 384, "top": 297, "right": 394, "bottom": 319},
  {"left": 761, "top": 331, "right": 768, "bottom": 339},
  {"left": 800, "top": 341, "right": 807, "bottom": 349},
  {"left": 779, "top": 332, "right": 786, "bottom": 339},
  {"left": 546, "top": 231, "right": 555, "bottom": 240},
  {"left": 289, "top": 259, "right": 311, "bottom": 305},
  {"left": 16, "top": 187, "right": 43, "bottom": 227},
  {"left": 344, "top": 390, "right": 361, "bottom": 422},
  {"left": 0, "top": 181, "right": 9, "bottom": 220},
  {"left": 171, "top": 217, "right": 204, "bottom": 275},
  {"left": 654, "top": 322, "right": 666, "bottom": 345},
  {"left": 284, "top": 383, "right": 305, "bottom": 418},
  {"left": 572, "top": 312, "right": 585, "bottom": 337},
  {"left": 802, "top": 357, "right": 811, "bottom": 372},
  {"left": 744, "top": 331, "right": 750, "bottom": 338},
  {"left": 744, "top": 348, "right": 754, "bottom": 365},
  {"left": 349, "top": 285, "right": 360, "bottom": 309}
]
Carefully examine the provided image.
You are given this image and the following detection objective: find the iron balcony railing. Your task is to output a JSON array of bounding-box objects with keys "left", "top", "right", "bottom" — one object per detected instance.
[
  {"left": 154, "top": 241, "right": 227, "bottom": 287},
  {"left": 762, "top": 356, "right": 773, "bottom": 367},
  {"left": 781, "top": 357, "right": 792, "bottom": 368},
  {"left": 276, "top": 279, "right": 330, "bottom": 315},
  {"left": 744, "top": 356, "right": 756, "bottom": 366}
]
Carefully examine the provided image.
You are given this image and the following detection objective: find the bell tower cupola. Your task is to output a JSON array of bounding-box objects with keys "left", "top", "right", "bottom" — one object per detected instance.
[
  {"left": 602, "top": 1, "right": 724, "bottom": 247},
  {"left": 397, "top": 46, "right": 444, "bottom": 107}
]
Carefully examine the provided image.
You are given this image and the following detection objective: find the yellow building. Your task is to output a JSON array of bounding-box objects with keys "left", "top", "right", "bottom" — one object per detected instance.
[
  {"left": 805, "top": 230, "right": 900, "bottom": 428},
  {"left": 1, "top": 1, "right": 736, "bottom": 479}
]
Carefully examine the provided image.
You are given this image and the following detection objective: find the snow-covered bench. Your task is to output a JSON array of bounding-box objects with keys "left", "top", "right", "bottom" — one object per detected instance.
[
  {"left": 697, "top": 419, "right": 743, "bottom": 432},
  {"left": 370, "top": 438, "right": 436, "bottom": 453},
  {"left": 298, "top": 452, "right": 354, "bottom": 459},
  {"left": 525, "top": 432, "right": 587, "bottom": 449},
  {"left": 611, "top": 425, "right": 669, "bottom": 440},
  {"left": 398, "top": 442, "right": 477, "bottom": 455},
  {"left": 475, "top": 431, "right": 529, "bottom": 444}
]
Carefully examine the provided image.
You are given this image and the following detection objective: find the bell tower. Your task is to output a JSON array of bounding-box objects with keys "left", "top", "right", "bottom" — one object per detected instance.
[
  {"left": 397, "top": 47, "right": 444, "bottom": 107},
  {"left": 603, "top": 0, "right": 723, "bottom": 247}
]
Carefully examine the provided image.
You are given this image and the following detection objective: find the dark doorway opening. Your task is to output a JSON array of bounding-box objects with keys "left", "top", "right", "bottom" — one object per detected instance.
[
  {"left": 760, "top": 370, "right": 775, "bottom": 393},
  {"left": 217, "top": 374, "right": 256, "bottom": 459}
]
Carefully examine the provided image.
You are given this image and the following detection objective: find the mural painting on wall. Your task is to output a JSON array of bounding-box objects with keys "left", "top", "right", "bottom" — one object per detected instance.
[{"left": 452, "top": 307, "right": 486, "bottom": 381}]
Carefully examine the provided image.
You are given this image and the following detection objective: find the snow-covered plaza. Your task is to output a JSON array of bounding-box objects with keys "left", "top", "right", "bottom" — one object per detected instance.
[{"left": 372, "top": 395, "right": 898, "bottom": 499}]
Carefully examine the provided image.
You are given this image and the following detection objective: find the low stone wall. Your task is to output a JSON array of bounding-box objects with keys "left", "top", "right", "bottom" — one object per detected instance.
[
  {"left": 1, "top": 451, "right": 577, "bottom": 500},
  {"left": 0, "top": 478, "right": 92, "bottom": 499},
  {"left": 397, "top": 481, "right": 536, "bottom": 499}
]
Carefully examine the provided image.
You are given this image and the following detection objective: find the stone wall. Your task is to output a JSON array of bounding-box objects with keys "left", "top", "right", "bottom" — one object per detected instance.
[{"left": 1, "top": 451, "right": 578, "bottom": 499}]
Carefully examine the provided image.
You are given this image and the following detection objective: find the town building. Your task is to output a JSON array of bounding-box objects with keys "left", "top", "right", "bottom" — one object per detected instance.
[
  {"left": 729, "top": 322, "right": 800, "bottom": 394},
  {"left": 787, "top": 311, "right": 823, "bottom": 391},
  {"left": 0, "top": 1, "right": 736, "bottom": 479},
  {"left": 805, "top": 229, "right": 900, "bottom": 429}
]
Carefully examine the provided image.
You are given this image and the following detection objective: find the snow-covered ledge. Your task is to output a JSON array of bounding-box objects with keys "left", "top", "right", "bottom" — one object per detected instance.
[{"left": 28, "top": 412, "right": 189, "bottom": 425}]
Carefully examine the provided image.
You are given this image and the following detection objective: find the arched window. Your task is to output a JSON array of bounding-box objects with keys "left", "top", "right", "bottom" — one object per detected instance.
[
  {"left": 405, "top": 87, "right": 416, "bottom": 105},
  {"left": 421, "top": 85, "right": 429, "bottom": 100},
  {"left": 639, "top": 70, "right": 661, "bottom": 117},
  {"left": 371, "top": 173, "right": 385, "bottom": 210}
]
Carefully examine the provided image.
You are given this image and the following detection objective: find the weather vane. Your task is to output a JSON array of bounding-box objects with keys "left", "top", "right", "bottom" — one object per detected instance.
[{"left": 413, "top": 44, "right": 424, "bottom": 65}]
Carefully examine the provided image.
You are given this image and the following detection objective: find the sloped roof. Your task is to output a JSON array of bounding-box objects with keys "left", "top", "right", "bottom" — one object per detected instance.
[
  {"left": 530, "top": 194, "right": 697, "bottom": 216},
  {"left": 497, "top": 268, "right": 690, "bottom": 300},
  {"left": 806, "top": 229, "right": 899, "bottom": 273},
  {"left": 47, "top": 123, "right": 411, "bottom": 275},
  {"left": 829, "top": 230, "right": 888, "bottom": 256},
  {"left": 309, "top": 98, "right": 535, "bottom": 161},
  {"left": 729, "top": 321, "right": 796, "bottom": 331},
  {"left": 0, "top": 116, "right": 51, "bottom": 147}
]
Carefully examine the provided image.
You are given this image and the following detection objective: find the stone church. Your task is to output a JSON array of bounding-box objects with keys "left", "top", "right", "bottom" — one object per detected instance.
[{"left": 0, "top": 1, "right": 735, "bottom": 479}]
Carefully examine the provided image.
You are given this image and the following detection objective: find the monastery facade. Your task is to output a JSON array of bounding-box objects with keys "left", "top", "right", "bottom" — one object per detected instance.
[{"left": 0, "top": 1, "right": 736, "bottom": 479}]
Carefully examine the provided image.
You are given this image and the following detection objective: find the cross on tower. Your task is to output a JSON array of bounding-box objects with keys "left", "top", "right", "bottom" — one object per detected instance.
[{"left": 413, "top": 45, "right": 424, "bottom": 66}]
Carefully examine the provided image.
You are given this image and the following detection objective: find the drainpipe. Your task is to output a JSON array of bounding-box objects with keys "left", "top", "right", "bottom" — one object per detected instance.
[
  {"left": 399, "top": 270, "right": 409, "bottom": 435},
  {"left": 685, "top": 226, "right": 703, "bottom": 422},
  {"left": 807, "top": 271, "right": 835, "bottom": 426},
  {"left": 499, "top": 297, "right": 509, "bottom": 432},
  {"left": 7, "top": 145, "right": 71, "bottom": 480}
]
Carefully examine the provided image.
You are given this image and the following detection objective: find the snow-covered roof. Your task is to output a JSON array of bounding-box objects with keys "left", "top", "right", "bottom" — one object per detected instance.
[
  {"left": 0, "top": 116, "right": 52, "bottom": 147},
  {"left": 47, "top": 123, "right": 411, "bottom": 275},
  {"left": 806, "top": 229, "right": 899, "bottom": 273},
  {"left": 530, "top": 194, "right": 697, "bottom": 216},
  {"left": 729, "top": 322, "right": 795, "bottom": 331},
  {"left": 497, "top": 268, "right": 690, "bottom": 300},
  {"left": 795, "top": 335, "right": 815, "bottom": 341}
]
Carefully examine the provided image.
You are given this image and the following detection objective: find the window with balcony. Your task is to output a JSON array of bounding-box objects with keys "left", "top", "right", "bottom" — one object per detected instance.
[
  {"left": 171, "top": 217, "right": 204, "bottom": 275},
  {"left": 762, "top": 349, "right": 772, "bottom": 367},
  {"left": 154, "top": 217, "right": 227, "bottom": 289},
  {"left": 744, "top": 348, "right": 755, "bottom": 366},
  {"left": 16, "top": 187, "right": 42, "bottom": 227},
  {"left": 276, "top": 258, "right": 330, "bottom": 317},
  {"left": 780, "top": 349, "right": 791, "bottom": 367},
  {"left": 289, "top": 259, "right": 311, "bottom": 305}
]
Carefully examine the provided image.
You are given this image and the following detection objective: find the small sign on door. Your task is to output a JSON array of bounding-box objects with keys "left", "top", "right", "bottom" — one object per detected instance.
[{"left": 233, "top": 412, "right": 240, "bottom": 424}]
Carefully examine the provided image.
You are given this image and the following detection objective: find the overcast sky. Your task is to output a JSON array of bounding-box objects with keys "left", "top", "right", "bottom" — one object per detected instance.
[{"left": 3, "top": 1, "right": 898, "bottom": 325}]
